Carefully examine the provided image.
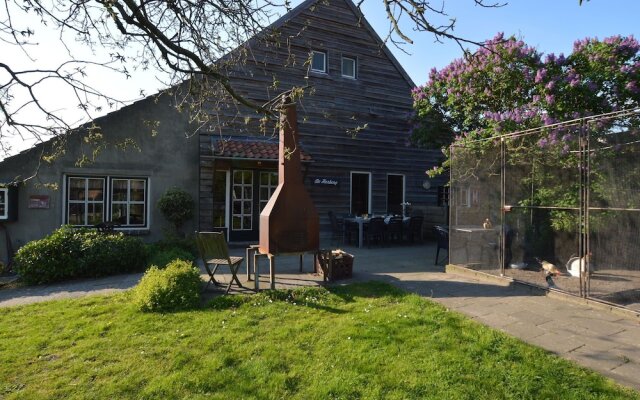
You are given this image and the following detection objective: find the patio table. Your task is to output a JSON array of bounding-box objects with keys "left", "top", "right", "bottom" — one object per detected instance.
[
  {"left": 344, "top": 216, "right": 410, "bottom": 248},
  {"left": 344, "top": 217, "right": 368, "bottom": 248}
]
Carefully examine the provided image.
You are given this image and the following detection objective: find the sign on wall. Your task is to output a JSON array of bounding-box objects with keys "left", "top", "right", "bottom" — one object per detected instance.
[
  {"left": 311, "top": 177, "right": 339, "bottom": 187},
  {"left": 28, "top": 195, "right": 50, "bottom": 209}
]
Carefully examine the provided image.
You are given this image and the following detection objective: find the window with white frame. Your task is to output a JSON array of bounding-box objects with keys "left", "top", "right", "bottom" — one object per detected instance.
[
  {"left": 350, "top": 171, "right": 371, "bottom": 216},
  {"left": 111, "top": 178, "right": 147, "bottom": 226},
  {"left": 65, "top": 176, "right": 149, "bottom": 227},
  {"left": 311, "top": 51, "right": 327, "bottom": 73},
  {"left": 341, "top": 56, "right": 356, "bottom": 79},
  {"left": 0, "top": 188, "right": 7, "bottom": 219},
  {"left": 232, "top": 170, "right": 253, "bottom": 230},
  {"left": 386, "top": 174, "right": 405, "bottom": 215},
  {"left": 67, "top": 177, "right": 105, "bottom": 226}
]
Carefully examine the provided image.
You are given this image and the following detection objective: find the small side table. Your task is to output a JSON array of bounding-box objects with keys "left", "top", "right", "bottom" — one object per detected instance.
[{"left": 246, "top": 244, "right": 260, "bottom": 281}]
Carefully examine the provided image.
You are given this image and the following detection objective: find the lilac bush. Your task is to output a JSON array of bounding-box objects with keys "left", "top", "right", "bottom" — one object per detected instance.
[
  {"left": 412, "top": 33, "right": 640, "bottom": 158},
  {"left": 414, "top": 34, "right": 640, "bottom": 231}
]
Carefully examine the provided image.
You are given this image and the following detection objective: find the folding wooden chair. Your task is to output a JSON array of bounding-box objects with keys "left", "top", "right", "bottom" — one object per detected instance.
[{"left": 195, "top": 231, "right": 243, "bottom": 294}]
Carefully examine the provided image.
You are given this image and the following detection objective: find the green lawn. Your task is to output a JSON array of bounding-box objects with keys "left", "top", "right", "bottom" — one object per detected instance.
[{"left": 0, "top": 282, "right": 637, "bottom": 399}]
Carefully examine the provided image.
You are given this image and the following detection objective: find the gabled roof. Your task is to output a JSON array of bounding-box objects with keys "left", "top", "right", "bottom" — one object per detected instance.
[
  {"left": 0, "top": 0, "right": 415, "bottom": 165},
  {"left": 266, "top": 0, "right": 416, "bottom": 88}
]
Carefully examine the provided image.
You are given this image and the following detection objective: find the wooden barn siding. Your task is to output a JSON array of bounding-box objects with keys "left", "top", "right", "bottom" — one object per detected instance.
[{"left": 198, "top": 0, "right": 445, "bottom": 236}]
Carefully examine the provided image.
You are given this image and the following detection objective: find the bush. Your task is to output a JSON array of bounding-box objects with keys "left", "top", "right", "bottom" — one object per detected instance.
[
  {"left": 79, "top": 233, "right": 147, "bottom": 276},
  {"left": 147, "top": 234, "right": 198, "bottom": 258},
  {"left": 157, "top": 188, "right": 194, "bottom": 233},
  {"left": 147, "top": 247, "right": 194, "bottom": 269},
  {"left": 132, "top": 259, "right": 202, "bottom": 312},
  {"left": 14, "top": 226, "right": 147, "bottom": 285}
]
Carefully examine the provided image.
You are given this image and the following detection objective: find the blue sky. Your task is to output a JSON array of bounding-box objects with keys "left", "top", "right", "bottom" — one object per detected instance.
[{"left": 359, "top": 0, "right": 640, "bottom": 85}]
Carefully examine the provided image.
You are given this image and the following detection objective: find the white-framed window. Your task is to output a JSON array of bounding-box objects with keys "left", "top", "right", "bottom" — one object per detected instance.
[
  {"left": 341, "top": 56, "right": 357, "bottom": 79},
  {"left": 65, "top": 175, "right": 149, "bottom": 228},
  {"left": 386, "top": 174, "right": 405, "bottom": 215},
  {"left": 232, "top": 170, "right": 253, "bottom": 230},
  {"left": 67, "top": 177, "right": 105, "bottom": 226},
  {"left": 0, "top": 188, "right": 8, "bottom": 219},
  {"left": 311, "top": 51, "right": 327, "bottom": 73},
  {"left": 259, "top": 171, "right": 278, "bottom": 211},
  {"left": 111, "top": 178, "right": 147, "bottom": 226}
]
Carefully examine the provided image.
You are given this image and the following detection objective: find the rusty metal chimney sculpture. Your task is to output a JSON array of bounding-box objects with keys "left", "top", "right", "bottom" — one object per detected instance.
[{"left": 259, "top": 96, "right": 319, "bottom": 255}]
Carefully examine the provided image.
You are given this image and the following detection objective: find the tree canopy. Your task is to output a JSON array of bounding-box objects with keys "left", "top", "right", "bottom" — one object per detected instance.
[{"left": 411, "top": 33, "right": 640, "bottom": 158}]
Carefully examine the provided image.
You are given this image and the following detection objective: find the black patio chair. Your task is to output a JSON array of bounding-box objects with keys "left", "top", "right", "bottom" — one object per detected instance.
[
  {"left": 385, "top": 216, "right": 404, "bottom": 244},
  {"left": 94, "top": 221, "right": 120, "bottom": 234},
  {"left": 433, "top": 225, "right": 449, "bottom": 265},
  {"left": 364, "top": 217, "right": 385, "bottom": 247},
  {"left": 344, "top": 219, "right": 359, "bottom": 246},
  {"left": 406, "top": 215, "right": 424, "bottom": 243}
]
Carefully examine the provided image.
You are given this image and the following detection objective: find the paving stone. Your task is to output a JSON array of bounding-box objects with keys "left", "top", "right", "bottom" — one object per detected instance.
[
  {"left": 565, "top": 346, "right": 630, "bottom": 372},
  {"left": 608, "top": 328, "right": 640, "bottom": 348},
  {"left": 607, "top": 343, "right": 640, "bottom": 365},
  {"left": 563, "top": 316, "right": 627, "bottom": 337},
  {"left": 453, "top": 302, "right": 498, "bottom": 318},
  {"left": 501, "top": 321, "right": 547, "bottom": 341},
  {"left": 527, "top": 332, "right": 586, "bottom": 355},
  {"left": 507, "top": 309, "right": 553, "bottom": 326},
  {"left": 609, "top": 361, "right": 640, "bottom": 391},
  {"left": 475, "top": 312, "right": 519, "bottom": 329}
]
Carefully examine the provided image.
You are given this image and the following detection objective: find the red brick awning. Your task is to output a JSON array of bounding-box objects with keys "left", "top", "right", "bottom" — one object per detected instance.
[{"left": 212, "top": 138, "right": 312, "bottom": 161}]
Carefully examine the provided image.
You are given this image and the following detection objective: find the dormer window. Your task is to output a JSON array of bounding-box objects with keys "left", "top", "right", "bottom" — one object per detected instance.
[
  {"left": 311, "top": 51, "right": 327, "bottom": 73},
  {"left": 342, "top": 56, "right": 357, "bottom": 79}
]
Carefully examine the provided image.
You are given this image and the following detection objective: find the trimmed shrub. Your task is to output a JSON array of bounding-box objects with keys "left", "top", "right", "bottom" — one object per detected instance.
[
  {"left": 157, "top": 188, "right": 194, "bottom": 233},
  {"left": 79, "top": 233, "right": 147, "bottom": 276},
  {"left": 132, "top": 259, "right": 202, "bottom": 312},
  {"left": 147, "top": 247, "right": 194, "bottom": 269},
  {"left": 145, "top": 235, "right": 198, "bottom": 260},
  {"left": 14, "top": 226, "right": 146, "bottom": 285}
]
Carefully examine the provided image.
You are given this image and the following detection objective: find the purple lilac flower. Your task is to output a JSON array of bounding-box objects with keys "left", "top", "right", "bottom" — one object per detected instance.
[
  {"left": 542, "top": 115, "right": 555, "bottom": 125},
  {"left": 535, "top": 68, "right": 547, "bottom": 83},
  {"left": 538, "top": 138, "right": 548, "bottom": 148},
  {"left": 626, "top": 81, "right": 639, "bottom": 93}
]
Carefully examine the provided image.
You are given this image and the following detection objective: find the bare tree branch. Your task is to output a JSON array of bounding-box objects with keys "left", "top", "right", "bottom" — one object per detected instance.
[{"left": 1, "top": 0, "right": 507, "bottom": 162}]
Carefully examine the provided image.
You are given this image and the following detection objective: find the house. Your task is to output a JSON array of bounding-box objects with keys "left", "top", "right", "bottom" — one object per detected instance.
[{"left": 0, "top": 0, "right": 445, "bottom": 258}]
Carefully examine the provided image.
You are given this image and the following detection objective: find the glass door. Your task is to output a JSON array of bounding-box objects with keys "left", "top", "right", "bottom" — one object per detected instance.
[
  {"left": 229, "top": 170, "right": 254, "bottom": 241},
  {"left": 212, "top": 170, "right": 229, "bottom": 238}
]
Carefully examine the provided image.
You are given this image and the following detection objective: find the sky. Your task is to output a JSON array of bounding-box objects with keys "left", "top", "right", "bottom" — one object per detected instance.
[{"left": 3, "top": 0, "right": 640, "bottom": 159}]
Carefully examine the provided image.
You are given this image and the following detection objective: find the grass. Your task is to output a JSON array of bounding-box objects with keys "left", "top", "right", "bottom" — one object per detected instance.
[{"left": 0, "top": 282, "right": 637, "bottom": 400}]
